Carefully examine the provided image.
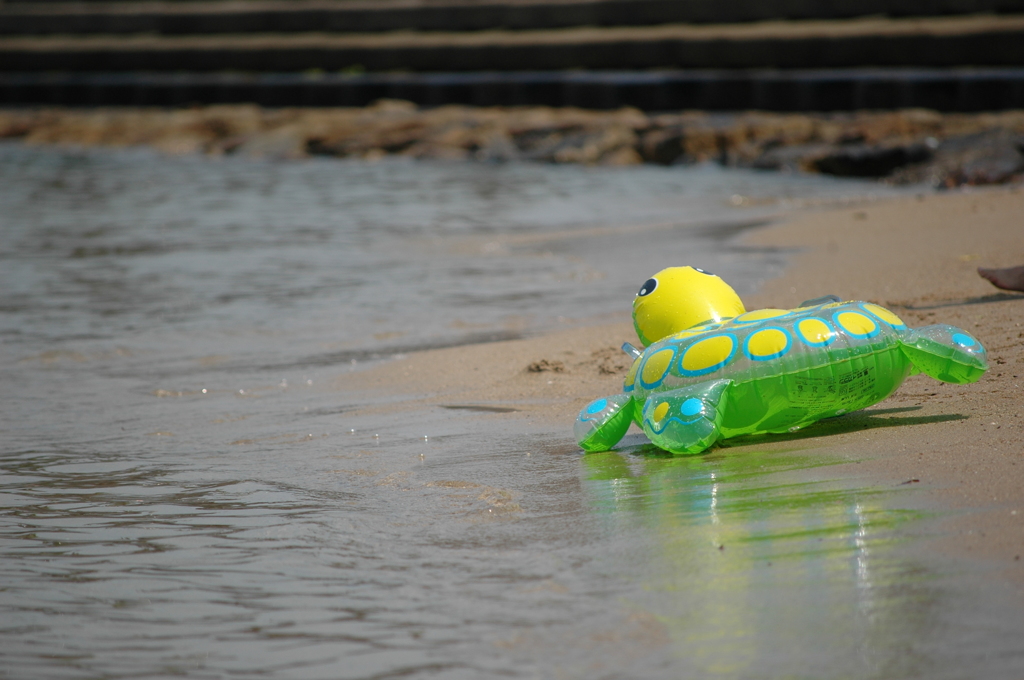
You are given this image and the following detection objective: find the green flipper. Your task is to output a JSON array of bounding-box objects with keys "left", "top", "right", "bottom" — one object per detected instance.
[
  {"left": 640, "top": 380, "right": 732, "bottom": 455},
  {"left": 899, "top": 324, "right": 988, "bottom": 385},
  {"left": 575, "top": 393, "right": 634, "bottom": 452}
]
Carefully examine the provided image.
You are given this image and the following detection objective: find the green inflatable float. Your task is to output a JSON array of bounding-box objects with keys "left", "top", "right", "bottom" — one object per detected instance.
[{"left": 575, "top": 266, "right": 988, "bottom": 455}]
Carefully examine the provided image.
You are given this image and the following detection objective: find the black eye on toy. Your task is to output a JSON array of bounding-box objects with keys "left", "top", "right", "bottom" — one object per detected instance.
[
  {"left": 693, "top": 267, "right": 715, "bottom": 276},
  {"left": 637, "top": 278, "right": 658, "bottom": 297}
]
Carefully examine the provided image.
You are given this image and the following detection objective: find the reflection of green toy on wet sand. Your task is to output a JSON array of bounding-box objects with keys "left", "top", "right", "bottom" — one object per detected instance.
[{"left": 575, "top": 266, "right": 988, "bottom": 455}]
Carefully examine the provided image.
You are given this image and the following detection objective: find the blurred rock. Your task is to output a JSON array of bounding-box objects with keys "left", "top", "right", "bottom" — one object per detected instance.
[
  {"left": 752, "top": 142, "right": 835, "bottom": 173},
  {"left": 638, "top": 127, "right": 686, "bottom": 165},
  {"left": 1, "top": 103, "right": 1022, "bottom": 186},
  {"left": 229, "top": 124, "right": 307, "bottom": 159},
  {"left": 935, "top": 130, "right": 1024, "bottom": 187},
  {"left": 601, "top": 145, "right": 643, "bottom": 166},
  {"left": 552, "top": 125, "right": 639, "bottom": 165},
  {"left": 813, "top": 141, "right": 935, "bottom": 177},
  {"left": 473, "top": 132, "right": 520, "bottom": 163},
  {"left": 883, "top": 129, "right": 1024, "bottom": 188}
]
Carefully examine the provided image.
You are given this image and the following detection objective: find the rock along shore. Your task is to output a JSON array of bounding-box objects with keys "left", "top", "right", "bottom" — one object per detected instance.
[{"left": 3, "top": 101, "right": 1023, "bottom": 186}]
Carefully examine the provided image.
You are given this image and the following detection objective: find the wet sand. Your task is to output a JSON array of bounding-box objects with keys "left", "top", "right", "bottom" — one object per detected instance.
[{"left": 339, "top": 185, "right": 1024, "bottom": 585}]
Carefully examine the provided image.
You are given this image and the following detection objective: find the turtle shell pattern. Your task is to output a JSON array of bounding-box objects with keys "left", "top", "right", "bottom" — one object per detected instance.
[{"left": 623, "top": 301, "right": 922, "bottom": 436}]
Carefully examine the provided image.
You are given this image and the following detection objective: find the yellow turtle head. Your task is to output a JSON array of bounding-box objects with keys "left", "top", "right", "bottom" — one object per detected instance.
[{"left": 632, "top": 266, "right": 747, "bottom": 346}]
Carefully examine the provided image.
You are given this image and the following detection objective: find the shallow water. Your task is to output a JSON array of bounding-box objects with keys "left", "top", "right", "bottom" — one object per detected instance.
[{"left": 2, "top": 144, "right": 1022, "bottom": 679}]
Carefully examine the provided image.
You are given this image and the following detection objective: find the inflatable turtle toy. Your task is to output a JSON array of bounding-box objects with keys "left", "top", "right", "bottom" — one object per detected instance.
[{"left": 575, "top": 266, "right": 988, "bottom": 455}]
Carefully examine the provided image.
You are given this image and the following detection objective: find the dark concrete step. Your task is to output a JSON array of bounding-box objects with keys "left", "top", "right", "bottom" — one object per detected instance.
[
  {"left": 3, "top": 68, "right": 1023, "bottom": 111},
  {"left": 4, "top": 0, "right": 1024, "bottom": 35},
  {"left": 2, "top": 15, "right": 1024, "bottom": 72}
]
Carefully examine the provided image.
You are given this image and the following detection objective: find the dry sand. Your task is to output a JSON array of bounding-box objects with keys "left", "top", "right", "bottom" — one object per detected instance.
[{"left": 337, "top": 185, "right": 1024, "bottom": 583}]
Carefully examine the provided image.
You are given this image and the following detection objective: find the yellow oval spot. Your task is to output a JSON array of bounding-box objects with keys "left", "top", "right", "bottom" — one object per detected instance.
[
  {"left": 863, "top": 303, "right": 905, "bottom": 327},
  {"left": 640, "top": 348, "right": 674, "bottom": 387},
  {"left": 733, "top": 308, "right": 790, "bottom": 324},
  {"left": 797, "top": 318, "right": 833, "bottom": 345},
  {"left": 836, "top": 311, "right": 878, "bottom": 336},
  {"left": 746, "top": 328, "right": 790, "bottom": 359},
  {"left": 652, "top": 401, "right": 670, "bottom": 423},
  {"left": 623, "top": 356, "right": 641, "bottom": 388},
  {"left": 681, "top": 335, "right": 735, "bottom": 374}
]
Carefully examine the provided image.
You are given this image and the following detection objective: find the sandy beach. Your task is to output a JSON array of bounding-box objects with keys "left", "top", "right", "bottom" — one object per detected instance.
[{"left": 340, "top": 185, "right": 1024, "bottom": 584}]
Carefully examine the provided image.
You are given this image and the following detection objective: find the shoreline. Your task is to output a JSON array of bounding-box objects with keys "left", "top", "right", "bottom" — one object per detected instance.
[
  {"left": 335, "top": 184, "right": 1024, "bottom": 585},
  {"left": 5, "top": 114, "right": 1022, "bottom": 677},
  {"left": 2, "top": 103, "right": 1023, "bottom": 186}
]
